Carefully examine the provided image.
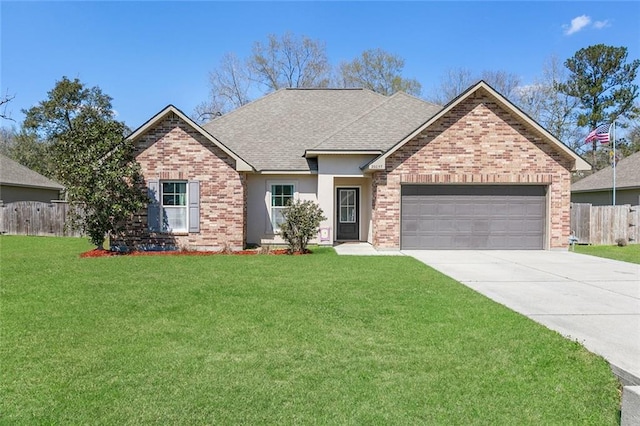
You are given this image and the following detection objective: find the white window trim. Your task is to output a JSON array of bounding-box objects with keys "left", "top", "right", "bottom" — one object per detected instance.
[
  {"left": 161, "top": 180, "right": 189, "bottom": 233},
  {"left": 266, "top": 180, "right": 298, "bottom": 234},
  {"left": 338, "top": 188, "right": 357, "bottom": 224}
]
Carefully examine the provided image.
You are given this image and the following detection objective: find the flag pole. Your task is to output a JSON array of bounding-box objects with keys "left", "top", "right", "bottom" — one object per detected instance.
[{"left": 612, "top": 120, "right": 616, "bottom": 206}]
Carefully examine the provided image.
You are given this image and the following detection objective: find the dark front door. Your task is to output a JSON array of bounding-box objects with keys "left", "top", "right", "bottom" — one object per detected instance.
[{"left": 336, "top": 188, "right": 359, "bottom": 240}]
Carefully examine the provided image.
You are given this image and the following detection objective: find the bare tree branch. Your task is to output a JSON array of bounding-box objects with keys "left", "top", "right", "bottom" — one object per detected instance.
[{"left": 0, "top": 91, "right": 16, "bottom": 121}]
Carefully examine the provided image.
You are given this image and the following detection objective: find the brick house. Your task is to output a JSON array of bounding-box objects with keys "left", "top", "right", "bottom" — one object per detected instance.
[{"left": 116, "top": 81, "right": 589, "bottom": 251}]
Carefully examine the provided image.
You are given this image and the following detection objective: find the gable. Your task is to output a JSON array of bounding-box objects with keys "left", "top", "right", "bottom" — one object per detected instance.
[
  {"left": 366, "top": 81, "right": 590, "bottom": 173},
  {"left": 386, "top": 91, "right": 575, "bottom": 176},
  {"left": 128, "top": 105, "right": 252, "bottom": 172},
  {"left": 134, "top": 114, "right": 241, "bottom": 173}
]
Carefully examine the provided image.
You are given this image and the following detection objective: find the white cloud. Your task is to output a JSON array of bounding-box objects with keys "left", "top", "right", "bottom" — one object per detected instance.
[
  {"left": 563, "top": 15, "right": 591, "bottom": 35},
  {"left": 593, "top": 20, "right": 610, "bottom": 29}
]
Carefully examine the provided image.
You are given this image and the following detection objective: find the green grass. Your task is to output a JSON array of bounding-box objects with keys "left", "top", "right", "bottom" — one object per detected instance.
[
  {"left": 574, "top": 243, "right": 640, "bottom": 264},
  {"left": 1, "top": 236, "right": 620, "bottom": 424}
]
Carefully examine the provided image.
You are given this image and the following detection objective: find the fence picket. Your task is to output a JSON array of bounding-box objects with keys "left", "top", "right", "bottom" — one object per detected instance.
[
  {"left": 570, "top": 203, "right": 639, "bottom": 245},
  {"left": 0, "top": 201, "right": 83, "bottom": 237}
]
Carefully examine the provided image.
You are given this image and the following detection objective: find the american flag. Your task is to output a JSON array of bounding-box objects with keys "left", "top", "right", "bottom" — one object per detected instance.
[{"left": 585, "top": 123, "right": 611, "bottom": 144}]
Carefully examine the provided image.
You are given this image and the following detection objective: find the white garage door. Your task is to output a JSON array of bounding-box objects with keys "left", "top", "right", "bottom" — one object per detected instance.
[{"left": 401, "top": 185, "right": 546, "bottom": 249}]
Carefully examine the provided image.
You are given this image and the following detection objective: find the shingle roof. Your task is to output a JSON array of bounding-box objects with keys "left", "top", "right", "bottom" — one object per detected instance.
[
  {"left": 309, "top": 92, "right": 441, "bottom": 153},
  {"left": 572, "top": 151, "right": 640, "bottom": 192},
  {"left": 202, "top": 88, "right": 414, "bottom": 171},
  {"left": 0, "top": 154, "right": 64, "bottom": 190}
]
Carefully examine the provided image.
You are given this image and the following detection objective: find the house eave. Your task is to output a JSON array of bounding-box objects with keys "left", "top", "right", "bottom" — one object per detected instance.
[
  {"left": 304, "top": 150, "right": 382, "bottom": 157},
  {"left": 571, "top": 186, "right": 640, "bottom": 193},
  {"left": 0, "top": 182, "right": 64, "bottom": 191},
  {"left": 254, "top": 169, "right": 317, "bottom": 175}
]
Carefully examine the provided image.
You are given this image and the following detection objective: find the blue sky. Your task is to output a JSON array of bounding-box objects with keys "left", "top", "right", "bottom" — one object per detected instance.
[{"left": 2, "top": 1, "right": 639, "bottom": 129}]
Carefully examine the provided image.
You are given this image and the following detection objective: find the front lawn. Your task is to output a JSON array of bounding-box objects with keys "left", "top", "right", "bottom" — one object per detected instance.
[
  {"left": 574, "top": 243, "right": 640, "bottom": 264},
  {"left": 1, "top": 236, "right": 620, "bottom": 424}
]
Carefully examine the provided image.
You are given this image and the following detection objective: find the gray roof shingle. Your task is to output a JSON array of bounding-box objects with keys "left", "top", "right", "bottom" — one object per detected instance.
[
  {"left": 311, "top": 92, "right": 441, "bottom": 152},
  {"left": 0, "top": 154, "right": 64, "bottom": 190},
  {"left": 202, "top": 88, "right": 439, "bottom": 171},
  {"left": 572, "top": 151, "right": 640, "bottom": 192}
]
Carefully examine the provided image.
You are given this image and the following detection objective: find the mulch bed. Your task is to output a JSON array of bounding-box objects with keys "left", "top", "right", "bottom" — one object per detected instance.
[{"left": 80, "top": 248, "right": 302, "bottom": 258}]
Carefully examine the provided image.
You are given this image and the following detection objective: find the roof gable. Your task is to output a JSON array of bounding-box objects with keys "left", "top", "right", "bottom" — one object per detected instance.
[
  {"left": 572, "top": 150, "right": 640, "bottom": 192},
  {"left": 128, "top": 105, "right": 253, "bottom": 172},
  {"left": 0, "top": 154, "right": 64, "bottom": 190},
  {"left": 365, "top": 81, "right": 591, "bottom": 172}
]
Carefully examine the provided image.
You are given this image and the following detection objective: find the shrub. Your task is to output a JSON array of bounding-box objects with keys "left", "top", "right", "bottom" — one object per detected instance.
[{"left": 279, "top": 200, "right": 326, "bottom": 253}]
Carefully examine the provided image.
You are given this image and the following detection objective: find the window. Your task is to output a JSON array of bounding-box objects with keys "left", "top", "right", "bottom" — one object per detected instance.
[
  {"left": 270, "top": 183, "right": 295, "bottom": 231},
  {"left": 339, "top": 189, "right": 357, "bottom": 223},
  {"left": 147, "top": 180, "right": 199, "bottom": 234},
  {"left": 161, "top": 181, "right": 187, "bottom": 232}
]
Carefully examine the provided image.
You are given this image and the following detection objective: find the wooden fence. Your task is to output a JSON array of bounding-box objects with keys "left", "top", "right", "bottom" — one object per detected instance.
[
  {"left": 570, "top": 203, "right": 639, "bottom": 245},
  {"left": 0, "top": 201, "right": 83, "bottom": 237}
]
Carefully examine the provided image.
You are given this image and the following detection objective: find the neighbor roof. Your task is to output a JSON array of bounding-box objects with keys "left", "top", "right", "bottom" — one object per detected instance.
[
  {"left": 0, "top": 154, "right": 64, "bottom": 190},
  {"left": 572, "top": 151, "right": 640, "bottom": 192},
  {"left": 203, "top": 88, "right": 393, "bottom": 171}
]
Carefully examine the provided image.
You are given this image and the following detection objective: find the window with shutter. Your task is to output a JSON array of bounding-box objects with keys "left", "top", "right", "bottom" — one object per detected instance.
[{"left": 146, "top": 180, "right": 200, "bottom": 233}]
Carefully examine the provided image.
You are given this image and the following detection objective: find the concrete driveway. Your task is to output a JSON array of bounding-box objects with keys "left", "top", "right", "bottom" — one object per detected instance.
[{"left": 403, "top": 250, "right": 640, "bottom": 385}]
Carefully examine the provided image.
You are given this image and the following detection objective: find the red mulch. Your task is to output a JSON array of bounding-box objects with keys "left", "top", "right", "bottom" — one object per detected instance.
[{"left": 80, "top": 248, "right": 300, "bottom": 258}]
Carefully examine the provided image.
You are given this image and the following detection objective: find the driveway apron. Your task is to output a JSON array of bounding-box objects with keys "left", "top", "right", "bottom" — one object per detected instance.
[{"left": 403, "top": 250, "right": 640, "bottom": 384}]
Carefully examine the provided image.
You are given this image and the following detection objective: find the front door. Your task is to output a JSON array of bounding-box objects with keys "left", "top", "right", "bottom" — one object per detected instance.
[{"left": 336, "top": 188, "right": 359, "bottom": 240}]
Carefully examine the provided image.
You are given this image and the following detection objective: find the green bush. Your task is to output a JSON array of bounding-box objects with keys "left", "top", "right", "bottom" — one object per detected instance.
[{"left": 279, "top": 200, "right": 326, "bottom": 253}]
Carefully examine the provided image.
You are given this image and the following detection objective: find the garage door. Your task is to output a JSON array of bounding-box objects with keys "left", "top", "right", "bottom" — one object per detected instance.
[{"left": 401, "top": 185, "right": 546, "bottom": 250}]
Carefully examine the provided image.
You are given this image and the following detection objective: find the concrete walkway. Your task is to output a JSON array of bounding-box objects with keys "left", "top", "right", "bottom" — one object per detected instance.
[
  {"left": 404, "top": 250, "right": 640, "bottom": 385},
  {"left": 333, "top": 242, "right": 404, "bottom": 256}
]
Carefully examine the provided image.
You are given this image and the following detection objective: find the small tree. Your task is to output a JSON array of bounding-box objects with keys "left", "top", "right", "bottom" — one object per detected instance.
[{"left": 279, "top": 200, "right": 326, "bottom": 254}]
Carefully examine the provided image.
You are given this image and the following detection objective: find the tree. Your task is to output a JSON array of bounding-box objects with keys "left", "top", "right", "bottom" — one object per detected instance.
[
  {"left": 0, "top": 127, "right": 55, "bottom": 178},
  {"left": 557, "top": 44, "right": 640, "bottom": 165},
  {"left": 479, "top": 70, "right": 521, "bottom": 99},
  {"left": 195, "top": 52, "right": 252, "bottom": 120},
  {"left": 197, "top": 33, "right": 331, "bottom": 121},
  {"left": 611, "top": 106, "right": 640, "bottom": 159},
  {"left": 279, "top": 200, "right": 326, "bottom": 254},
  {"left": 23, "top": 77, "right": 148, "bottom": 249},
  {"left": 426, "top": 68, "right": 474, "bottom": 105},
  {"left": 1, "top": 91, "right": 15, "bottom": 121},
  {"left": 427, "top": 67, "right": 521, "bottom": 104},
  {"left": 251, "top": 32, "right": 331, "bottom": 91},
  {"left": 514, "top": 56, "right": 582, "bottom": 150},
  {"left": 338, "top": 48, "right": 421, "bottom": 96}
]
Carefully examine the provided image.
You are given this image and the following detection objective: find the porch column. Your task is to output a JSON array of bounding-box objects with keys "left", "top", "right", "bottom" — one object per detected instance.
[{"left": 317, "top": 173, "right": 334, "bottom": 245}]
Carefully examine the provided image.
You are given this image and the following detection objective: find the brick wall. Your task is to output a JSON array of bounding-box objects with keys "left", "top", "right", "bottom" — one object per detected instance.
[
  {"left": 115, "top": 112, "right": 246, "bottom": 251},
  {"left": 372, "top": 89, "right": 574, "bottom": 249}
]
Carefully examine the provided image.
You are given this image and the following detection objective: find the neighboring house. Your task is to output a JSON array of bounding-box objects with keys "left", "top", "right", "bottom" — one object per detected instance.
[
  {"left": 115, "top": 81, "right": 590, "bottom": 251},
  {"left": 571, "top": 151, "right": 640, "bottom": 206},
  {"left": 0, "top": 154, "right": 64, "bottom": 203}
]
